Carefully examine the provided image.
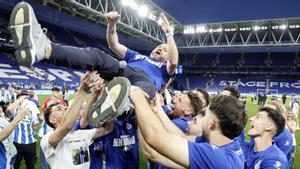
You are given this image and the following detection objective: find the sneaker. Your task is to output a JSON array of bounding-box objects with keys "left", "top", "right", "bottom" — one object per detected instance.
[
  {"left": 88, "top": 77, "right": 131, "bottom": 127},
  {"left": 9, "top": 2, "right": 48, "bottom": 67}
]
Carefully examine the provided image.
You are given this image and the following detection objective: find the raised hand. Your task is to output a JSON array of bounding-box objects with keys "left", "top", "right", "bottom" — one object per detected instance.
[
  {"left": 160, "top": 12, "right": 171, "bottom": 33},
  {"left": 106, "top": 11, "right": 119, "bottom": 25},
  {"left": 78, "top": 71, "right": 98, "bottom": 93},
  {"left": 150, "top": 93, "right": 164, "bottom": 114},
  {"left": 15, "top": 105, "right": 29, "bottom": 121},
  {"left": 92, "top": 75, "right": 105, "bottom": 97}
]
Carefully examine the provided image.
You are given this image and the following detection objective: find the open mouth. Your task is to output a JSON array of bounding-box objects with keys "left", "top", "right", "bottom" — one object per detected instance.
[{"left": 155, "top": 49, "right": 162, "bottom": 56}]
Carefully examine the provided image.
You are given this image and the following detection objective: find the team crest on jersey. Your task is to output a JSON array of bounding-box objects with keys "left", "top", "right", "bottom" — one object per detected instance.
[
  {"left": 273, "top": 161, "right": 281, "bottom": 169},
  {"left": 254, "top": 160, "right": 262, "bottom": 169},
  {"left": 126, "top": 123, "right": 132, "bottom": 130},
  {"left": 211, "top": 145, "right": 219, "bottom": 150},
  {"left": 235, "top": 148, "right": 243, "bottom": 156},
  {"left": 284, "top": 141, "right": 290, "bottom": 146}
]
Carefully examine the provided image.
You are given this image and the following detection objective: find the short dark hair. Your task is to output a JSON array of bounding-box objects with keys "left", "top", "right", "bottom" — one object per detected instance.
[
  {"left": 259, "top": 107, "right": 285, "bottom": 136},
  {"left": 223, "top": 86, "right": 240, "bottom": 99},
  {"left": 16, "top": 90, "right": 29, "bottom": 99},
  {"left": 28, "top": 86, "right": 35, "bottom": 90},
  {"left": 44, "top": 102, "right": 60, "bottom": 129},
  {"left": 195, "top": 88, "right": 210, "bottom": 107},
  {"left": 209, "top": 95, "right": 244, "bottom": 139},
  {"left": 51, "top": 86, "right": 60, "bottom": 92},
  {"left": 187, "top": 92, "right": 203, "bottom": 116}
]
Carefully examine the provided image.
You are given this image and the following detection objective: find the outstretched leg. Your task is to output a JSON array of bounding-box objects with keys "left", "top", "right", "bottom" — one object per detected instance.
[
  {"left": 9, "top": 1, "right": 156, "bottom": 99},
  {"left": 9, "top": 2, "right": 121, "bottom": 81}
]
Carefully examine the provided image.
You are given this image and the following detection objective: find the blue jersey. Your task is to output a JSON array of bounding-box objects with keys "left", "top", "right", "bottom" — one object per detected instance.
[
  {"left": 13, "top": 100, "right": 39, "bottom": 144},
  {"left": 0, "top": 126, "right": 9, "bottom": 169},
  {"left": 172, "top": 117, "right": 192, "bottom": 133},
  {"left": 89, "top": 115, "right": 139, "bottom": 169},
  {"left": 152, "top": 117, "right": 192, "bottom": 169},
  {"left": 195, "top": 136, "right": 207, "bottom": 143},
  {"left": 244, "top": 143, "right": 288, "bottom": 169},
  {"left": 236, "top": 130, "right": 247, "bottom": 152},
  {"left": 125, "top": 49, "right": 172, "bottom": 92},
  {"left": 273, "top": 129, "right": 293, "bottom": 162},
  {"left": 188, "top": 140, "right": 244, "bottom": 169}
]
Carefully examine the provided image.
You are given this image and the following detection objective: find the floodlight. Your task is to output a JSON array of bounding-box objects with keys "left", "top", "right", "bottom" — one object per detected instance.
[
  {"left": 253, "top": 26, "right": 260, "bottom": 31},
  {"left": 138, "top": 5, "right": 148, "bottom": 17},
  {"left": 280, "top": 24, "right": 287, "bottom": 30}
]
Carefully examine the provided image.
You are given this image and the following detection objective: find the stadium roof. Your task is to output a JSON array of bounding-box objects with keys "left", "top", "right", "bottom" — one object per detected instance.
[{"left": 153, "top": 0, "right": 300, "bottom": 24}]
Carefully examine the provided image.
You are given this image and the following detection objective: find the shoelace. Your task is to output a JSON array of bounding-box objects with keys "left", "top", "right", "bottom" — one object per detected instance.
[{"left": 9, "top": 23, "right": 31, "bottom": 28}]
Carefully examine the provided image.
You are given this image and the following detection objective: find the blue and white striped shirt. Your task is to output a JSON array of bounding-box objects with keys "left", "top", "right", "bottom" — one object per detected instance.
[
  {"left": 13, "top": 100, "right": 40, "bottom": 144},
  {"left": 38, "top": 121, "right": 53, "bottom": 138},
  {"left": 0, "top": 118, "right": 16, "bottom": 169}
]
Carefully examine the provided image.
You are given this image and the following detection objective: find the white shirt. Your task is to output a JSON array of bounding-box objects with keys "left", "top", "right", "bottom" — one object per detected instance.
[{"left": 41, "top": 129, "right": 96, "bottom": 169}]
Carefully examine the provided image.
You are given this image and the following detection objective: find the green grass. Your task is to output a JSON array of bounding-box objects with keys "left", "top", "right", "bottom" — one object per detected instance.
[{"left": 19, "top": 95, "right": 299, "bottom": 169}]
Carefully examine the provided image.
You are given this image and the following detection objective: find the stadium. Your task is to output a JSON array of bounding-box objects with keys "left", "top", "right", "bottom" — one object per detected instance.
[{"left": 0, "top": 0, "right": 299, "bottom": 169}]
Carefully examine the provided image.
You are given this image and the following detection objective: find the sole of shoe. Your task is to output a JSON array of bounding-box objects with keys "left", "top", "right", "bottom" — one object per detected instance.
[
  {"left": 88, "top": 77, "right": 131, "bottom": 127},
  {"left": 9, "top": 2, "right": 36, "bottom": 67}
]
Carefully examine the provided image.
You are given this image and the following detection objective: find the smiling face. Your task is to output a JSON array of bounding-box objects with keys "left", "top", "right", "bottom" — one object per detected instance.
[
  {"left": 247, "top": 111, "right": 275, "bottom": 137},
  {"left": 171, "top": 93, "right": 193, "bottom": 118},
  {"left": 150, "top": 44, "right": 169, "bottom": 62}
]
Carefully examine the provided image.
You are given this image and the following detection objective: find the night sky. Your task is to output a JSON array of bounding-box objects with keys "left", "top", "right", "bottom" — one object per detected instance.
[{"left": 152, "top": 0, "right": 300, "bottom": 24}]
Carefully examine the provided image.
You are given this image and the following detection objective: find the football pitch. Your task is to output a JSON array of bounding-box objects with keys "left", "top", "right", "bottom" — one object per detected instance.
[{"left": 19, "top": 95, "right": 299, "bottom": 169}]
